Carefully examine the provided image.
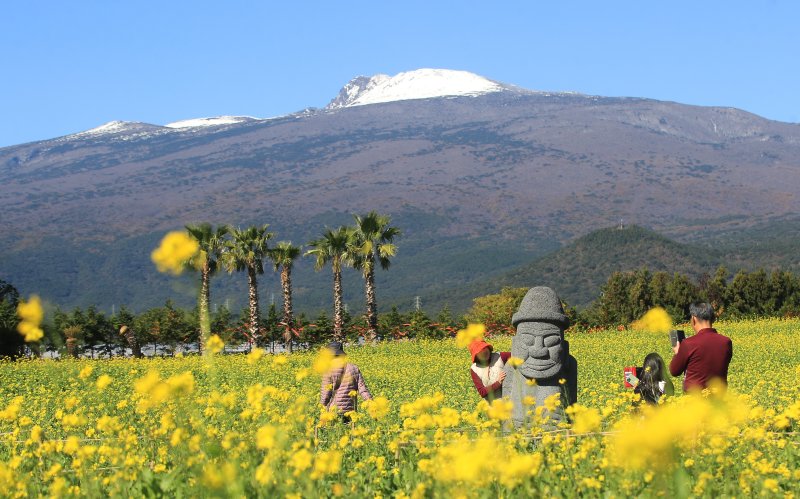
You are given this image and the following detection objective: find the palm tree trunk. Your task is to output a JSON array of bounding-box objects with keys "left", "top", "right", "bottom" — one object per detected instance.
[
  {"left": 333, "top": 258, "right": 344, "bottom": 341},
  {"left": 66, "top": 338, "right": 78, "bottom": 359},
  {"left": 124, "top": 328, "right": 143, "bottom": 358},
  {"left": 281, "top": 265, "right": 293, "bottom": 353},
  {"left": 199, "top": 261, "right": 211, "bottom": 355},
  {"left": 247, "top": 265, "right": 260, "bottom": 344},
  {"left": 365, "top": 252, "right": 378, "bottom": 341}
]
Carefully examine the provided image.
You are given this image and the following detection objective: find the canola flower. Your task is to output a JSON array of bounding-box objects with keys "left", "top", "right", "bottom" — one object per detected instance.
[
  {"left": 313, "top": 347, "right": 346, "bottom": 374},
  {"left": 418, "top": 434, "right": 543, "bottom": 489},
  {"left": 205, "top": 334, "right": 225, "bottom": 354},
  {"left": 256, "top": 424, "right": 278, "bottom": 450},
  {"left": 151, "top": 230, "right": 200, "bottom": 275},
  {"left": 485, "top": 398, "right": 513, "bottom": 421},
  {"left": 246, "top": 348, "right": 266, "bottom": 364},
  {"left": 310, "top": 449, "right": 343, "bottom": 479},
  {"left": 78, "top": 365, "right": 93, "bottom": 379},
  {"left": 0, "top": 320, "right": 798, "bottom": 497},
  {"left": 455, "top": 323, "right": 485, "bottom": 348},
  {"left": 363, "top": 396, "right": 391, "bottom": 420},
  {"left": 631, "top": 306, "right": 673, "bottom": 333},
  {"left": 16, "top": 295, "right": 44, "bottom": 342},
  {"left": 290, "top": 449, "right": 313, "bottom": 475},
  {"left": 608, "top": 382, "right": 751, "bottom": 471},
  {"left": 506, "top": 356, "right": 524, "bottom": 368},
  {"left": 565, "top": 404, "right": 602, "bottom": 434},
  {"left": 95, "top": 374, "right": 112, "bottom": 390}
]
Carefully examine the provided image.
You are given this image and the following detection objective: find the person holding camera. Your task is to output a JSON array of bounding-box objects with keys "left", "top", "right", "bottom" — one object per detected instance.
[
  {"left": 669, "top": 302, "right": 733, "bottom": 392},
  {"left": 625, "top": 352, "right": 675, "bottom": 404}
]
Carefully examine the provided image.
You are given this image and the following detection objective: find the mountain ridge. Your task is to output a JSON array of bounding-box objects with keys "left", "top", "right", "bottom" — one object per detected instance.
[
  {"left": 5, "top": 68, "right": 798, "bottom": 149},
  {"left": 1, "top": 71, "right": 799, "bottom": 314},
  {"left": 325, "top": 69, "right": 506, "bottom": 109}
]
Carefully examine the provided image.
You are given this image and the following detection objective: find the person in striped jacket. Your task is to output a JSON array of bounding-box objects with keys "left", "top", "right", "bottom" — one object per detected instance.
[{"left": 320, "top": 341, "right": 373, "bottom": 421}]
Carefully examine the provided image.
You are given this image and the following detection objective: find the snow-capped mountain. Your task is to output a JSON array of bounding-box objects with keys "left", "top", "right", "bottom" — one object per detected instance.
[
  {"left": 325, "top": 69, "right": 506, "bottom": 109},
  {"left": 60, "top": 120, "right": 170, "bottom": 143},
  {"left": 3, "top": 67, "right": 800, "bottom": 315},
  {"left": 60, "top": 116, "right": 261, "bottom": 142},
  {"left": 70, "top": 120, "right": 165, "bottom": 137},
  {"left": 165, "top": 116, "right": 258, "bottom": 129},
  {"left": 326, "top": 75, "right": 391, "bottom": 110},
  {"left": 61, "top": 69, "right": 513, "bottom": 139}
]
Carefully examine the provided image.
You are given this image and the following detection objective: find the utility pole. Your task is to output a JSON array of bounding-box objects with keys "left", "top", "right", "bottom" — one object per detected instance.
[{"left": 415, "top": 296, "right": 421, "bottom": 311}]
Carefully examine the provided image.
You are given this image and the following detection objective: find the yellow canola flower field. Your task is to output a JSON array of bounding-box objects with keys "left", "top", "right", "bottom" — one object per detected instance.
[{"left": 1, "top": 318, "right": 800, "bottom": 497}]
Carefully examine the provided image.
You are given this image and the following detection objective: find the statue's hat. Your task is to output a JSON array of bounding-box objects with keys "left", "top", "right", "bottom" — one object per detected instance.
[{"left": 511, "top": 286, "right": 570, "bottom": 328}]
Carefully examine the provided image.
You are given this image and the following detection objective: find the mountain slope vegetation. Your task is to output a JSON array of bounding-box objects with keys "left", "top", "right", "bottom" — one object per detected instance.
[{"left": 2, "top": 72, "right": 800, "bottom": 315}]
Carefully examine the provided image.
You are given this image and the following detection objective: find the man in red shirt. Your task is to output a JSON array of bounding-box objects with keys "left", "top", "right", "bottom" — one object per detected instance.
[{"left": 669, "top": 302, "right": 733, "bottom": 392}]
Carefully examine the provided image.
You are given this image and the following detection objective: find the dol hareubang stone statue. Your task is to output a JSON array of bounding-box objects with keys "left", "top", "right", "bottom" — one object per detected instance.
[{"left": 502, "top": 286, "right": 578, "bottom": 427}]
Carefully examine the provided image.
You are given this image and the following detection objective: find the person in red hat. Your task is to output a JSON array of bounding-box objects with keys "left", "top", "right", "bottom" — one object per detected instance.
[{"left": 469, "top": 340, "right": 510, "bottom": 401}]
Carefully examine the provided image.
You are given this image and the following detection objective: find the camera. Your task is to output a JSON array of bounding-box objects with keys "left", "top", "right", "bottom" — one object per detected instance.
[
  {"left": 623, "top": 366, "right": 641, "bottom": 388},
  {"left": 669, "top": 329, "right": 686, "bottom": 347}
]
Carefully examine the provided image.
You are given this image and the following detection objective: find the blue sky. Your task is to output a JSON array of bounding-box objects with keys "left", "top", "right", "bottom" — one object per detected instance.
[{"left": 2, "top": 1, "right": 798, "bottom": 147}]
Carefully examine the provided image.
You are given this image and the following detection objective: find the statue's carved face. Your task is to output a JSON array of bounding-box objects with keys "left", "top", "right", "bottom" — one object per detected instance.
[{"left": 513, "top": 322, "right": 564, "bottom": 379}]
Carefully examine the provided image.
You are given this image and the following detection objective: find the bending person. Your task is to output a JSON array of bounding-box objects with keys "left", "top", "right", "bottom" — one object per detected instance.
[{"left": 469, "top": 339, "right": 510, "bottom": 402}]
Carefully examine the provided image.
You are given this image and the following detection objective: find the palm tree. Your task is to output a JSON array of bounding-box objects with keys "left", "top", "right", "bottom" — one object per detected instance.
[
  {"left": 186, "top": 223, "right": 230, "bottom": 354},
  {"left": 306, "top": 226, "right": 354, "bottom": 341},
  {"left": 269, "top": 241, "right": 301, "bottom": 353},
  {"left": 351, "top": 211, "right": 400, "bottom": 340},
  {"left": 222, "top": 225, "right": 273, "bottom": 345}
]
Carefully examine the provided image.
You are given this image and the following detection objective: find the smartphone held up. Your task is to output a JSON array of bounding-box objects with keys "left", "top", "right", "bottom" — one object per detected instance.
[
  {"left": 669, "top": 329, "right": 686, "bottom": 348},
  {"left": 623, "top": 366, "right": 640, "bottom": 388}
]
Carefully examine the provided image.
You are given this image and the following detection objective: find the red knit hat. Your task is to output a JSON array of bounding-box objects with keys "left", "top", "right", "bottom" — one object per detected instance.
[{"left": 469, "top": 340, "right": 493, "bottom": 363}]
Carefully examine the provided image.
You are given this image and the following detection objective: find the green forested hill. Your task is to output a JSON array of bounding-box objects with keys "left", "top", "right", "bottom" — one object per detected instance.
[
  {"left": 431, "top": 225, "right": 720, "bottom": 310},
  {"left": 0, "top": 207, "right": 553, "bottom": 316},
  {"left": 692, "top": 216, "right": 800, "bottom": 274},
  {"left": 498, "top": 225, "right": 721, "bottom": 307},
  {"left": 4, "top": 218, "right": 799, "bottom": 318}
]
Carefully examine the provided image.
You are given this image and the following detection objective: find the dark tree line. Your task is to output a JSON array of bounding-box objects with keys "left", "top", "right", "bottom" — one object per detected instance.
[
  {"left": 0, "top": 280, "right": 25, "bottom": 358},
  {"left": 5, "top": 264, "right": 800, "bottom": 357},
  {"left": 583, "top": 266, "right": 800, "bottom": 326},
  {"left": 4, "top": 297, "right": 462, "bottom": 358}
]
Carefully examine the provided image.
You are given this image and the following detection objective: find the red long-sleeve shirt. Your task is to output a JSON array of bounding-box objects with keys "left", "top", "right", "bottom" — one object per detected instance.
[
  {"left": 669, "top": 328, "right": 732, "bottom": 391},
  {"left": 470, "top": 351, "right": 511, "bottom": 398}
]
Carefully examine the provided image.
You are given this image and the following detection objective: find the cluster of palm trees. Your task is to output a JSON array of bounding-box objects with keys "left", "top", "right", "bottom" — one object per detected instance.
[{"left": 185, "top": 211, "right": 399, "bottom": 351}]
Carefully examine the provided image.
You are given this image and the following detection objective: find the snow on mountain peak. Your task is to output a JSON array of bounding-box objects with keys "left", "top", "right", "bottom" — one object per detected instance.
[
  {"left": 165, "top": 116, "right": 257, "bottom": 129},
  {"left": 83, "top": 121, "right": 140, "bottom": 134},
  {"left": 68, "top": 120, "right": 165, "bottom": 139},
  {"left": 326, "top": 69, "right": 505, "bottom": 109},
  {"left": 59, "top": 116, "right": 262, "bottom": 144}
]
